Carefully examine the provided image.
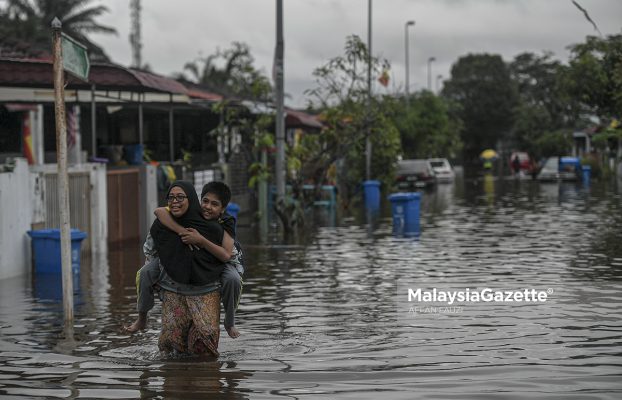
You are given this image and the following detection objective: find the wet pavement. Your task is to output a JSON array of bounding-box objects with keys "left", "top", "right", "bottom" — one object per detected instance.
[{"left": 1, "top": 176, "right": 622, "bottom": 399}]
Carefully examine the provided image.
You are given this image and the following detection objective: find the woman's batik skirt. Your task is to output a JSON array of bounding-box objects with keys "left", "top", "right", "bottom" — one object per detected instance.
[{"left": 159, "top": 290, "right": 221, "bottom": 357}]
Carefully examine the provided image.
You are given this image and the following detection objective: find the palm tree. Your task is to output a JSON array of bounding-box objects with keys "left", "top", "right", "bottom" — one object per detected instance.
[
  {"left": 0, "top": 0, "right": 117, "bottom": 61},
  {"left": 181, "top": 42, "right": 272, "bottom": 101}
]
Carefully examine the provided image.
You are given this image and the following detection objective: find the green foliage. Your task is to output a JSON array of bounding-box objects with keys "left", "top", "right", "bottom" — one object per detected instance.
[
  {"left": 0, "top": 0, "right": 117, "bottom": 61},
  {"left": 247, "top": 161, "right": 270, "bottom": 189},
  {"left": 303, "top": 35, "right": 399, "bottom": 205},
  {"left": 390, "top": 91, "right": 463, "bottom": 159},
  {"left": 346, "top": 108, "right": 402, "bottom": 191},
  {"left": 564, "top": 34, "right": 622, "bottom": 118},
  {"left": 287, "top": 133, "right": 321, "bottom": 185},
  {"left": 579, "top": 154, "right": 603, "bottom": 179},
  {"left": 508, "top": 52, "right": 582, "bottom": 159},
  {"left": 180, "top": 148, "right": 192, "bottom": 164},
  {"left": 534, "top": 130, "right": 572, "bottom": 158},
  {"left": 592, "top": 125, "right": 622, "bottom": 144},
  {"left": 442, "top": 53, "right": 519, "bottom": 157},
  {"left": 512, "top": 102, "right": 553, "bottom": 158},
  {"left": 255, "top": 130, "right": 274, "bottom": 149},
  {"left": 510, "top": 52, "right": 580, "bottom": 128},
  {"left": 509, "top": 35, "right": 621, "bottom": 160}
]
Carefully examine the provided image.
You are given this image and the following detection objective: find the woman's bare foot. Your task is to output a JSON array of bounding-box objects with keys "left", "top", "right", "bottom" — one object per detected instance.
[
  {"left": 123, "top": 313, "right": 147, "bottom": 333},
  {"left": 226, "top": 326, "right": 240, "bottom": 338}
]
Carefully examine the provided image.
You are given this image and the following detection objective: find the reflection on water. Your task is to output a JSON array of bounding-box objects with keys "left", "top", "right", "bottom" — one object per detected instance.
[{"left": 1, "top": 179, "right": 622, "bottom": 398}]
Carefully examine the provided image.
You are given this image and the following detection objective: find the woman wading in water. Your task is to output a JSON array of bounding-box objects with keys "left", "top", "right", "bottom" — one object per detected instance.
[{"left": 148, "top": 181, "right": 226, "bottom": 356}]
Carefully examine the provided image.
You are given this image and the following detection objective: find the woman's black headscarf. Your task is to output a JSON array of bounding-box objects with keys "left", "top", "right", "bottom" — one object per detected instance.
[{"left": 150, "top": 180, "right": 225, "bottom": 285}]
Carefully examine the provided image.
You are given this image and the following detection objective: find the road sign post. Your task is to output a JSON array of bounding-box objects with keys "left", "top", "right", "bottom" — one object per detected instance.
[
  {"left": 51, "top": 17, "right": 89, "bottom": 326},
  {"left": 61, "top": 33, "right": 90, "bottom": 81}
]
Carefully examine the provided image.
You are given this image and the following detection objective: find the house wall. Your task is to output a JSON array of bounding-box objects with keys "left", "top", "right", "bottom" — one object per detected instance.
[
  {"left": 0, "top": 159, "right": 34, "bottom": 280},
  {"left": 0, "top": 159, "right": 108, "bottom": 280},
  {"left": 139, "top": 164, "right": 158, "bottom": 239},
  {"left": 91, "top": 163, "right": 108, "bottom": 255}
]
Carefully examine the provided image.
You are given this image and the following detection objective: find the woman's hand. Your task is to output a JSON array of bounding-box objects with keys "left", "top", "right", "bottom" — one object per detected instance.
[
  {"left": 179, "top": 228, "right": 231, "bottom": 262},
  {"left": 179, "top": 228, "right": 203, "bottom": 247}
]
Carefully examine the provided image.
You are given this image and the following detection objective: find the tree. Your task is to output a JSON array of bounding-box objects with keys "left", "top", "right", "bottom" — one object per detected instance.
[
  {"left": 390, "top": 91, "right": 462, "bottom": 160},
  {"left": 180, "top": 42, "right": 272, "bottom": 101},
  {"left": 509, "top": 52, "right": 579, "bottom": 128},
  {"left": 304, "top": 35, "right": 400, "bottom": 207},
  {"left": 0, "top": 0, "right": 117, "bottom": 61},
  {"left": 550, "top": 34, "right": 622, "bottom": 159},
  {"left": 508, "top": 52, "right": 579, "bottom": 158},
  {"left": 442, "top": 53, "right": 519, "bottom": 159},
  {"left": 564, "top": 34, "right": 622, "bottom": 119},
  {"left": 534, "top": 130, "right": 573, "bottom": 158}
]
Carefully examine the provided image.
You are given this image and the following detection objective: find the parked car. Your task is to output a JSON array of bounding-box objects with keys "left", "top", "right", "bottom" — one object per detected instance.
[
  {"left": 509, "top": 151, "right": 535, "bottom": 175},
  {"left": 396, "top": 159, "right": 436, "bottom": 189},
  {"left": 537, "top": 156, "right": 581, "bottom": 181},
  {"left": 428, "top": 158, "right": 455, "bottom": 182}
]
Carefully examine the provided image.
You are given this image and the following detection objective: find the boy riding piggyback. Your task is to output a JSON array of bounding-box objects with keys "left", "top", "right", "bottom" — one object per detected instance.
[{"left": 125, "top": 181, "right": 244, "bottom": 338}]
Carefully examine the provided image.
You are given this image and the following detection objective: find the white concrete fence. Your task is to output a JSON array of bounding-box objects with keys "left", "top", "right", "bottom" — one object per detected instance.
[{"left": 0, "top": 158, "right": 107, "bottom": 280}]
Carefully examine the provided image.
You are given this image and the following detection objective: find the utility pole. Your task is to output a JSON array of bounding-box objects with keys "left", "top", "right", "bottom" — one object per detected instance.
[
  {"left": 275, "top": 0, "right": 285, "bottom": 205},
  {"left": 365, "top": 0, "right": 372, "bottom": 181},
  {"left": 130, "top": 0, "right": 142, "bottom": 68},
  {"left": 51, "top": 17, "right": 74, "bottom": 325}
]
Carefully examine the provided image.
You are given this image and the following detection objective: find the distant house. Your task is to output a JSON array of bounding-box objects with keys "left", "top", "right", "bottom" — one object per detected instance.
[{"left": 572, "top": 126, "right": 597, "bottom": 158}]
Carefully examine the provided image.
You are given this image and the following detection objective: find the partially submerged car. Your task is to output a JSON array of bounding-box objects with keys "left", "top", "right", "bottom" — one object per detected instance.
[
  {"left": 537, "top": 156, "right": 581, "bottom": 181},
  {"left": 396, "top": 159, "right": 436, "bottom": 189},
  {"left": 428, "top": 158, "right": 455, "bottom": 182}
]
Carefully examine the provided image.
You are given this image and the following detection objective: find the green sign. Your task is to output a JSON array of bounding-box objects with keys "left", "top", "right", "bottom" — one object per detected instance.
[{"left": 61, "top": 33, "right": 90, "bottom": 81}]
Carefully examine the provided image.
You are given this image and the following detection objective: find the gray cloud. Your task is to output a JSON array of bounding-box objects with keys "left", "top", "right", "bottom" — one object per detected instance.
[{"left": 91, "top": 0, "right": 622, "bottom": 107}]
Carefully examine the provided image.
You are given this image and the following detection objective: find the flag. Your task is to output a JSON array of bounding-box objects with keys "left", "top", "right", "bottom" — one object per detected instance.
[
  {"left": 66, "top": 105, "right": 78, "bottom": 149},
  {"left": 22, "top": 113, "right": 35, "bottom": 164},
  {"left": 378, "top": 68, "right": 390, "bottom": 87}
]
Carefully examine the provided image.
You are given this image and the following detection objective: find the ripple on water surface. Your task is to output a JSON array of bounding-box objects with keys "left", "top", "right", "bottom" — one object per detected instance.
[{"left": 1, "top": 180, "right": 622, "bottom": 398}]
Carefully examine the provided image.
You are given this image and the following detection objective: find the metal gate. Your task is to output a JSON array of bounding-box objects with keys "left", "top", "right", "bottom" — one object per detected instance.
[{"left": 43, "top": 172, "right": 92, "bottom": 254}]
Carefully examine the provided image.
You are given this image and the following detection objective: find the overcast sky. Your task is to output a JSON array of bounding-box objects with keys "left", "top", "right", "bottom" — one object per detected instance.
[{"left": 90, "top": 0, "right": 622, "bottom": 108}]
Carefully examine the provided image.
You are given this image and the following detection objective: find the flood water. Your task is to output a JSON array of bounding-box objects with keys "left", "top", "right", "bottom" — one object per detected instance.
[{"left": 1, "top": 175, "right": 622, "bottom": 399}]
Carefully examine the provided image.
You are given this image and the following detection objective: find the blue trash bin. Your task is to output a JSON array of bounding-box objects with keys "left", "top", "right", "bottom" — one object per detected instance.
[
  {"left": 33, "top": 270, "right": 82, "bottom": 302},
  {"left": 124, "top": 144, "right": 144, "bottom": 165},
  {"left": 226, "top": 202, "right": 240, "bottom": 220},
  {"left": 582, "top": 165, "right": 591, "bottom": 185},
  {"left": 362, "top": 180, "right": 381, "bottom": 210},
  {"left": 388, "top": 192, "right": 421, "bottom": 236},
  {"left": 27, "top": 229, "right": 87, "bottom": 274}
]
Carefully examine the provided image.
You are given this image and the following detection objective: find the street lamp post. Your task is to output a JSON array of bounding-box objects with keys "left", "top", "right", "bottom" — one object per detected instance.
[
  {"left": 404, "top": 20, "right": 415, "bottom": 99},
  {"left": 427, "top": 56, "right": 436, "bottom": 92},
  {"left": 436, "top": 74, "right": 443, "bottom": 94}
]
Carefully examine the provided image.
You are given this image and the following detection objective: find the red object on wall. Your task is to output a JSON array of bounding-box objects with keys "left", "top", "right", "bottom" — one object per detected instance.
[{"left": 22, "top": 112, "right": 35, "bottom": 164}]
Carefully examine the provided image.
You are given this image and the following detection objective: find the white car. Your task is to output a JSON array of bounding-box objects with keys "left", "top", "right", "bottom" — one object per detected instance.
[{"left": 428, "top": 158, "right": 455, "bottom": 182}]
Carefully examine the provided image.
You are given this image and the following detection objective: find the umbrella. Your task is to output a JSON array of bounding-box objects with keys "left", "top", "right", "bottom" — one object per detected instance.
[{"left": 480, "top": 149, "right": 498, "bottom": 160}]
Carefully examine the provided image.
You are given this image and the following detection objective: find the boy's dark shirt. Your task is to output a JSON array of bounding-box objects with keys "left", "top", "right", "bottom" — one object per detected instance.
[
  {"left": 219, "top": 212, "right": 244, "bottom": 267},
  {"left": 219, "top": 212, "right": 236, "bottom": 239}
]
